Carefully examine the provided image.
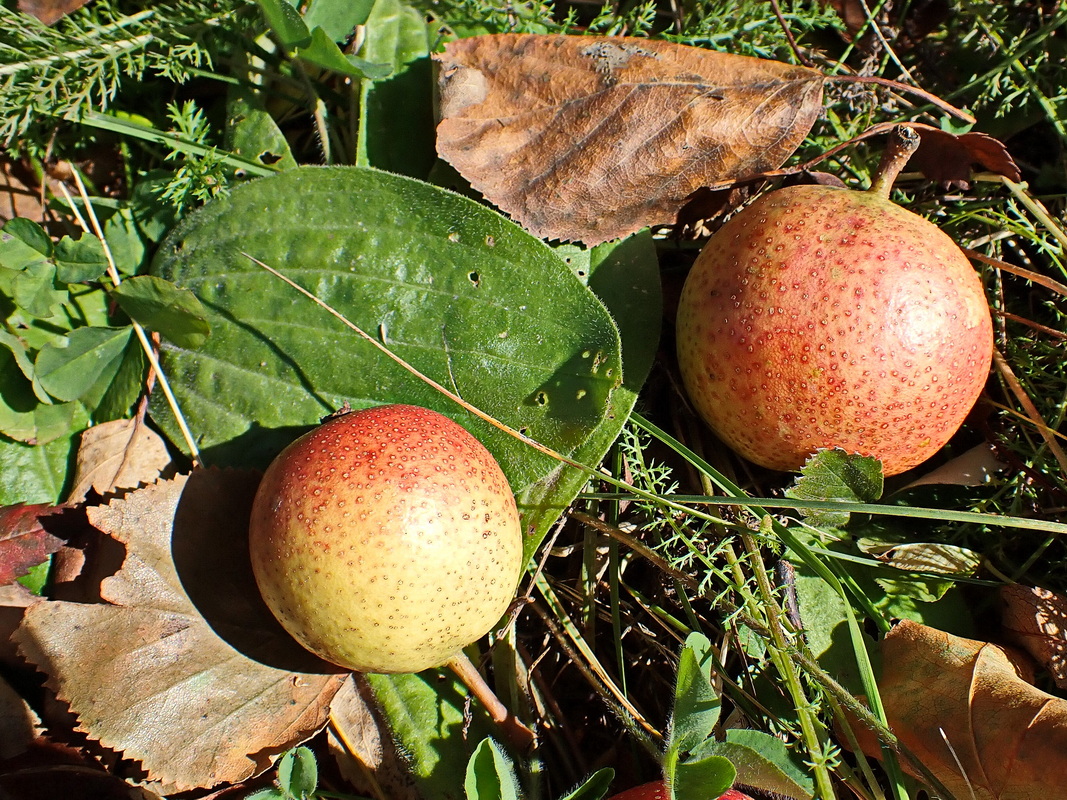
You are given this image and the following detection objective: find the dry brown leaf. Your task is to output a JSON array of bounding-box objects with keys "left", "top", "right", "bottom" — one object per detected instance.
[
  {"left": 0, "top": 673, "right": 41, "bottom": 759},
  {"left": 0, "top": 583, "right": 36, "bottom": 676},
  {"left": 17, "top": 0, "right": 93, "bottom": 26},
  {"left": 910, "top": 124, "right": 1022, "bottom": 187},
  {"left": 850, "top": 620, "right": 1067, "bottom": 799},
  {"left": 901, "top": 442, "right": 1007, "bottom": 490},
  {"left": 67, "top": 418, "right": 173, "bottom": 504},
  {"left": 0, "top": 763, "right": 164, "bottom": 800},
  {"left": 1001, "top": 585, "right": 1067, "bottom": 689},
  {"left": 12, "top": 470, "right": 347, "bottom": 793},
  {"left": 327, "top": 675, "right": 421, "bottom": 800},
  {"left": 435, "top": 34, "right": 824, "bottom": 244}
]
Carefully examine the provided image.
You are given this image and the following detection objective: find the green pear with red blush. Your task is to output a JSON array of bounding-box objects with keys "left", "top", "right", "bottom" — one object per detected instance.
[{"left": 248, "top": 403, "right": 524, "bottom": 674}]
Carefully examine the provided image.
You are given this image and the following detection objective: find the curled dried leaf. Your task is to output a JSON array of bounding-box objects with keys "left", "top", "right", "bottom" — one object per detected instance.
[
  {"left": 909, "top": 124, "right": 1022, "bottom": 187},
  {"left": 435, "top": 34, "right": 824, "bottom": 244},
  {"left": 0, "top": 673, "right": 41, "bottom": 759},
  {"left": 67, "top": 418, "right": 173, "bottom": 504},
  {"left": 849, "top": 620, "right": 1067, "bottom": 799},
  {"left": 1002, "top": 584, "right": 1067, "bottom": 689}
]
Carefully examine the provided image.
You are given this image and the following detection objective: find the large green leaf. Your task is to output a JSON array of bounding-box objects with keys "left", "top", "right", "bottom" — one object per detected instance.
[
  {"left": 148, "top": 166, "right": 623, "bottom": 514},
  {"left": 518, "top": 232, "right": 661, "bottom": 557}
]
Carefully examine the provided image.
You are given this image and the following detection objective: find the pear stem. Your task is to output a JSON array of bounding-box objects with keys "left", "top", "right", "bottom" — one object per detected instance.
[
  {"left": 868, "top": 124, "right": 921, "bottom": 199},
  {"left": 445, "top": 651, "right": 537, "bottom": 753}
]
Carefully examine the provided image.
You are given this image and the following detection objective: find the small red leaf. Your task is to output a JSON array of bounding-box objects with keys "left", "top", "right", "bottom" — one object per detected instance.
[{"left": 0, "top": 504, "right": 63, "bottom": 586}]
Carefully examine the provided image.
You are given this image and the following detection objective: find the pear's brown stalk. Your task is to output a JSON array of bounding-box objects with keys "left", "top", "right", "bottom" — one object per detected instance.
[
  {"left": 446, "top": 651, "right": 536, "bottom": 752},
  {"left": 869, "top": 124, "right": 922, "bottom": 198}
]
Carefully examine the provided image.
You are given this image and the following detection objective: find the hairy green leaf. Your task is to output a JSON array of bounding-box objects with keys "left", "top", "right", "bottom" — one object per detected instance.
[
  {"left": 558, "top": 768, "right": 615, "bottom": 800},
  {"left": 465, "top": 738, "right": 520, "bottom": 800},
  {"left": 696, "top": 730, "right": 813, "bottom": 800},
  {"left": 667, "top": 631, "right": 721, "bottom": 767},
  {"left": 367, "top": 671, "right": 494, "bottom": 800},
  {"left": 672, "top": 754, "right": 734, "bottom": 800},
  {"left": 277, "top": 746, "right": 318, "bottom": 798}
]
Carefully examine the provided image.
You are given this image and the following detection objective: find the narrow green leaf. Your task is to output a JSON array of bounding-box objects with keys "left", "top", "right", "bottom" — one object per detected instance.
[
  {"left": 14, "top": 261, "right": 67, "bottom": 319},
  {"left": 465, "top": 738, "right": 520, "bottom": 800},
  {"left": 298, "top": 26, "right": 391, "bottom": 80},
  {"left": 257, "top": 0, "right": 312, "bottom": 49},
  {"left": 112, "top": 275, "right": 210, "bottom": 348},
  {"left": 559, "top": 768, "right": 615, "bottom": 800},
  {"left": 35, "top": 326, "right": 133, "bottom": 403},
  {"left": 671, "top": 755, "right": 735, "bottom": 800},
  {"left": 668, "top": 632, "right": 720, "bottom": 757},
  {"left": 54, "top": 233, "right": 109, "bottom": 284},
  {"left": 304, "top": 0, "right": 375, "bottom": 40},
  {"left": 786, "top": 449, "right": 884, "bottom": 529},
  {"left": 277, "top": 746, "right": 318, "bottom": 798}
]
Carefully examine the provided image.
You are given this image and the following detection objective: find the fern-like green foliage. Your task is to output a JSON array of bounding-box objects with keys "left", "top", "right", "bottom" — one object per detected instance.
[
  {"left": 0, "top": 0, "right": 255, "bottom": 151},
  {"left": 155, "top": 100, "right": 231, "bottom": 212}
]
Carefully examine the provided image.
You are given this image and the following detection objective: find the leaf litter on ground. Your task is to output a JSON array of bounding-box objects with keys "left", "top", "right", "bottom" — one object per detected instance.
[
  {"left": 1001, "top": 585, "right": 1067, "bottom": 690},
  {"left": 847, "top": 620, "right": 1067, "bottom": 800},
  {"left": 12, "top": 471, "right": 347, "bottom": 793}
]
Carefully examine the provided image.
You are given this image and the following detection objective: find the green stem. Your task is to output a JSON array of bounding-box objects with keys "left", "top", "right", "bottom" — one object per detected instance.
[{"left": 740, "top": 528, "right": 837, "bottom": 800}]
